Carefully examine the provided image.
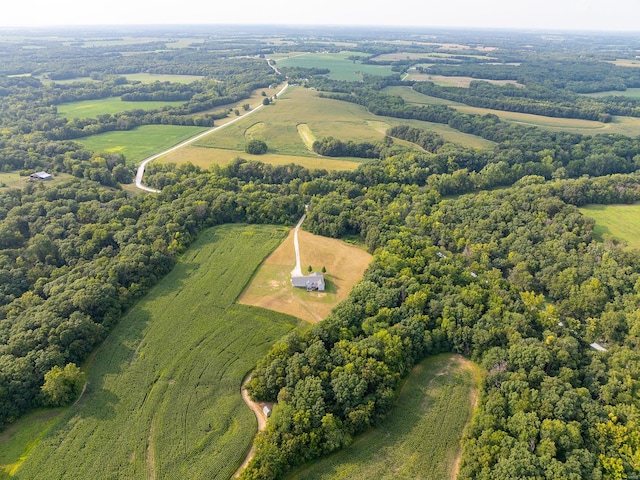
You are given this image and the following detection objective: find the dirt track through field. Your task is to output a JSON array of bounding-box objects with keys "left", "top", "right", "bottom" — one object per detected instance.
[{"left": 234, "top": 375, "right": 270, "bottom": 477}]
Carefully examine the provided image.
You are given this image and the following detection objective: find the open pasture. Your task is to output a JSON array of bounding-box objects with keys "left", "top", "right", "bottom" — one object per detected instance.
[
  {"left": 56, "top": 96, "right": 185, "bottom": 118},
  {"left": 11, "top": 224, "right": 305, "bottom": 480},
  {"left": 580, "top": 203, "right": 640, "bottom": 250},
  {"left": 274, "top": 52, "right": 394, "bottom": 81},
  {"left": 123, "top": 73, "right": 204, "bottom": 83},
  {"left": 287, "top": 354, "right": 480, "bottom": 480},
  {"left": 77, "top": 124, "right": 207, "bottom": 164},
  {"left": 583, "top": 88, "right": 640, "bottom": 99},
  {"left": 608, "top": 59, "right": 640, "bottom": 68},
  {"left": 386, "top": 86, "right": 640, "bottom": 136},
  {"left": 239, "top": 228, "right": 372, "bottom": 323},
  {"left": 404, "top": 73, "right": 522, "bottom": 87}
]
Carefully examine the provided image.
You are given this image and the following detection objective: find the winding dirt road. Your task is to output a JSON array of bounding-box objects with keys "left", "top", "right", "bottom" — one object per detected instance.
[
  {"left": 135, "top": 65, "right": 288, "bottom": 192},
  {"left": 234, "top": 374, "right": 270, "bottom": 478}
]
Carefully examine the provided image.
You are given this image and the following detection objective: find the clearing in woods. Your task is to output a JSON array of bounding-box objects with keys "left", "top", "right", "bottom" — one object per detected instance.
[
  {"left": 8, "top": 224, "right": 305, "bottom": 480},
  {"left": 287, "top": 354, "right": 480, "bottom": 480},
  {"left": 239, "top": 228, "right": 372, "bottom": 324},
  {"left": 580, "top": 203, "right": 640, "bottom": 250},
  {"left": 56, "top": 97, "right": 186, "bottom": 118}
]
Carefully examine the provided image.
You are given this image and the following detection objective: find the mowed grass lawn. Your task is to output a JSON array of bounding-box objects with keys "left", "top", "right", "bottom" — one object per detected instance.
[
  {"left": 288, "top": 354, "right": 480, "bottom": 480},
  {"left": 580, "top": 203, "right": 640, "bottom": 250},
  {"left": 57, "top": 96, "right": 186, "bottom": 118},
  {"left": 385, "top": 86, "right": 640, "bottom": 137},
  {"left": 274, "top": 52, "right": 394, "bottom": 81},
  {"left": 123, "top": 73, "right": 204, "bottom": 84},
  {"left": 239, "top": 228, "right": 372, "bottom": 323},
  {"left": 77, "top": 125, "right": 208, "bottom": 164},
  {"left": 10, "top": 224, "right": 305, "bottom": 480}
]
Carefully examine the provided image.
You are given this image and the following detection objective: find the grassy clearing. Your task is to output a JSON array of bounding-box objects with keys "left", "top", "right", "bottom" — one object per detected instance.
[
  {"left": 239, "top": 228, "right": 372, "bottom": 323},
  {"left": 11, "top": 224, "right": 305, "bottom": 480},
  {"left": 76, "top": 124, "right": 207, "bottom": 164},
  {"left": 404, "top": 74, "right": 520, "bottom": 87},
  {"left": 123, "top": 73, "right": 204, "bottom": 83},
  {"left": 609, "top": 59, "right": 640, "bottom": 68},
  {"left": 385, "top": 86, "right": 640, "bottom": 136},
  {"left": 274, "top": 52, "right": 394, "bottom": 81},
  {"left": 57, "top": 97, "right": 185, "bottom": 118},
  {"left": 0, "top": 172, "right": 74, "bottom": 190},
  {"left": 580, "top": 203, "right": 640, "bottom": 250},
  {"left": 297, "top": 124, "right": 316, "bottom": 151},
  {"left": 583, "top": 88, "right": 640, "bottom": 99},
  {"left": 288, "top": 354, "right": 480, "bottom": 480}
]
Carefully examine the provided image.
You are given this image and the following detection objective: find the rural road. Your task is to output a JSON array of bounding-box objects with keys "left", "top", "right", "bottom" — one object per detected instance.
[
  {"left": 234, "top": 374, "right": 269, "bottom": 478},
  {"left": 135, "top": 63, "right": 287, "bottom": 192}
]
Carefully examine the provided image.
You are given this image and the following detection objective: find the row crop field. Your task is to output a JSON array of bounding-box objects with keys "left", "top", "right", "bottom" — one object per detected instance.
[
  {"left": 76, "top": 124, "right": 208, "bottom": 164},
  {"left": 386, "top": 86, "right": 640, "bottom": 137},
  {"left": 288, "top": 354, "right": 479, "bottom": 480},
  {"left": 580, "top": 203, "right": 640, "bottom": 250},
  {"left": 7, "top": 224, "right": 305, "bottom": 480},
  {"left": 56, "top": 96, "right": 186, "bottom": 118}
]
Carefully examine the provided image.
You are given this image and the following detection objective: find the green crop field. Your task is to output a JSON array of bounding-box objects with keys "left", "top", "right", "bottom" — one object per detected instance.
[
  {"left": 385, "top": 86, "right": 640, "bottom": 137},
  {"left": 7, "top": 224, "right": 305, "bottom": 480},
  {"left": 288, "top": 354, "right": 479, "bottom": 480},
  {"left": 56, "top": 96, "right": 185, "bottom": 118},
  {"left": 76, "top": 124, "right": 208, "bottom": 164},
  {"left": 580, "top": 203, "right": 640, "bottom": 250},
  {"left": 274, "top": 52, "right": 394, "bottom": 81},
  {"left": 192, "top": 87, "right": 493, "bottom": 158}
]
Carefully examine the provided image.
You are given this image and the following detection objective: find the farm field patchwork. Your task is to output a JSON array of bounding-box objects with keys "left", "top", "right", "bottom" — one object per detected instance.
[
  {"left": 76, "top": 124, "right": 208, "bottom": 164},
  {"left": 56, "top": 96, "right": 186, "bottom": 118},
  {"left": 239, "top": 228, "right": 372, "bottom": 323},
  {"left": 287, "top": 354, "right": 480, "bottom": 480},
  {"left": 580, "top": 203, "right": 640, "bottom": 250},
  {"left": 386, "top": 86, "right": 640, "bottom": 136},
  {"left": 9, "top": 224, "right": 305, "bottom": 480},
  {"left": 184, "top": 86, "right": 492, "bottom": 170},
  {"left": 273, "top": 52, "right": 394, "bottom": 81}
]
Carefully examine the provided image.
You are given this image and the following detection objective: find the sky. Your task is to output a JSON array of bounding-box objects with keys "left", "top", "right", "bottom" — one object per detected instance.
[{"left": 1, "top": 0, "right": 640, "bottom": 32}]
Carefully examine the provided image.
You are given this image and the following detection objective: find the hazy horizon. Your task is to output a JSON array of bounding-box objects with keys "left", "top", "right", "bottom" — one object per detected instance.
[{"left": 2, "top": 0, "right": 640, "bottom": 33}]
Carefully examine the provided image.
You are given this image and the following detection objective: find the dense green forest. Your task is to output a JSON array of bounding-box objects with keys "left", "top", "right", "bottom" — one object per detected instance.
[{"left": 3, "top": 26, "right": 640, "bottom": 479}]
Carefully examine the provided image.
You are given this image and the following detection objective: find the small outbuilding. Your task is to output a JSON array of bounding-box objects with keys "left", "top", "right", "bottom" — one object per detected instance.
[
  {"left": 30, "top": 171, "right": 52, "bottom": 181},
  {"left": 263, "top": 405, "right": 272, "bottom": 418}
]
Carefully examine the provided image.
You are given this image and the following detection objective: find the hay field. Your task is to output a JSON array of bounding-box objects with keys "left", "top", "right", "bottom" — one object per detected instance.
[
  {"left": 56, "top": 96, "right": 185, "bottom": 118},
  {"left": 580, "top": 203, "right": 640, "bottom": 250},
  {"left": 76, "top": 125, "right": 207, "bottom": 165},
  {"left": 288, "top": 354, "right": 480, "bottom": 480},
  {"left": 239, "top": 228, "right": 372, "bottom": 323},
  {"left": 10, "top": 224, "right": 304, "bottom": 480}
]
